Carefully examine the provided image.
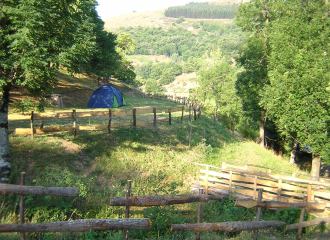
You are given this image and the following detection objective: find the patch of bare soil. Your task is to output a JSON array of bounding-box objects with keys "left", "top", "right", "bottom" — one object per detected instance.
[
  {"left": 47, "top": 139, "right": 82, "bottom": 154},
  {"left": 164, "top": 72, "right": 199, "bottom": 97}
]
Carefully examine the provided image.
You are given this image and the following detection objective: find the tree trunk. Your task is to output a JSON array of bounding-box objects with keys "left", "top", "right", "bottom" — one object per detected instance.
[
  {"left": 171, "top": 221, "right": 285, "bottom": 232},
  {"left": 259, "top": 111, "right": 265, "bottom": 147},
  {"left": 290, "top": 142, "right": 298, "bottom": 164},
  {"left": 0, "top": 87, "right": 11, "bottom": 183},
  {"left": 311, "top": 154, "right": 321, "bottom": 179},
  {"left": 0, "top": 219, "right": 151, "bottom": 233}
]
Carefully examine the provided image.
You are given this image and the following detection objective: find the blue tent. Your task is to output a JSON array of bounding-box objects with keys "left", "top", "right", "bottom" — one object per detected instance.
[{"left": 87, "top": 85, "right": 126, "bottom": 108}]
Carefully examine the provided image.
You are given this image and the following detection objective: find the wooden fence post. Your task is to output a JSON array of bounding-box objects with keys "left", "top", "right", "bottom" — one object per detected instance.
[
  {"left": 297, "top": 196, "right": 307, "bottom": 240},
  {"left": 20, "top": 172, "right": 26, "bottom": 240},
  {"left": 72, "top": 110, "right": 76, "bottom": 137},
  {"left": 30, "top": 111, "right": 34, "bottom": 140},
  {"left": 253, "top": 176, "right": 258, "bottom": 200},
  {"left": 307, "top": 184, "right": 312, "bottom": 203},
  {"left": 108, "top": 109, "right": 112, "bottom": 133},
  {"left": 205, "top": 166, "right": 209, "bottom": 195},
  {"left": 277, "top": 178, "right": 282, "bottom": 203},
  {"left": 196, "top": 188, "right": 203, "bottom": 240},
  {"left": 125, "top": 180, "right": 131, "bottom": 240},
  {"left": 181, "top": 106, "right": 184, "bottom": 123},
  {"left": 253, "top": 188, "right": 263, "bottom": 240},
  {"left": 133, "top": 108, "right": 136, "bottom": 127},
  {"left": 169, "top": 108, "right": 171, "bottom": 125},
  {"left": 153, "top": 107, "right": 157, "bottom": 128},
  {"left": 229, "top": 170, "right": 233, "bottom": 197}
]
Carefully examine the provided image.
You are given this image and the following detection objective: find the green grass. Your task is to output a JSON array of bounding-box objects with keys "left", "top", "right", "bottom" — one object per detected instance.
[{"left": 3, "top": 76, "right": 329, "bottom": 239}]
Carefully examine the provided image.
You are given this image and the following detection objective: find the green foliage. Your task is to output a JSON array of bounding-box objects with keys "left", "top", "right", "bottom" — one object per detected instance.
[
  {"left": 131, "top": 172, "right": 186, "bottom": 239},
  {"left": 261, "top": 0, "right": 330, "bottom": 162},
  {"left": 165, "top": 2, "right": 238, "bottom": 19},
  {"left": 21, "top": 166, "right": 93, "bottom": 229},
  {"left": 236, "top": 0, "right": 330, "bottom": 161},
  {"left": 145, "top": 79, "right": 164, "bottom": 94},
  {"left": 175, "top": 16, "right": 185, "bottom": 24},
  {"left": 196, "top": 48, "right": 242, "bottom": 130},
  {"left": 13, "top": 97, "right": 35, "bottom": 114}
]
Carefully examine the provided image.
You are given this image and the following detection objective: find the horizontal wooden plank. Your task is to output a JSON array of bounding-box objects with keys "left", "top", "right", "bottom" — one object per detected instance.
[
  {"left": 312, "top": 190, "right": 330, "bottom": 200},
  {"left": 76, "top": 111, "right": 128, "bottom": 118},
  {"left": 235, "top": 200, "right": 325, "bottom": 211},
  {"left": 223, "top": 161, "right": 330, "bottom": 183},
  {"left": 15, "top": 127, "right": 75, "bottom": 135},
  {"left": 0, "top": 184, "right": 77, "bottom": 196},
  {"left": 200, "top": 176, "right": 306, "bottom": 199},
  {"left": 33, "top": 113, "right": 57, "bottom": 119},
  {"left": 8, "top": 114, "right": 31, "bottom": 120},
  {"left": 165, "top": 108, "right": 184, "bottom": 113},
  {"left": 9, "top": 113, "right": 56, "bottom": 120},
  {"left": 57, "top": 112, "right": 73, "bottom": 118},
  {"left": 127, "top": 109, "right": 162, "bottom": 115},
  {"left": 201, "top": 170, "right": 306, "bottom": 192},
  {"left": 313, "top": 197, "right": 330, "bottom": 208},
  {"left": 286, "top": 217, "right": 330, "bottom": 231},
  {"left": 15, "top": 121, "right": 146, "bottom": 135}
]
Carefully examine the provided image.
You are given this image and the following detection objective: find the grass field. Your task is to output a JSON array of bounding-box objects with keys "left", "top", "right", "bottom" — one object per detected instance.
[{"left": 2, "top": 72, "right": 329, "bottom": 239}]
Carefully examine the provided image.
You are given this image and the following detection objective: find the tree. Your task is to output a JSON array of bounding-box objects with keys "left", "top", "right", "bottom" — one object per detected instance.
[
  {"left": 0, "top": 0, "right": 111, "bottom": 182},
  {"left": 235, "top": 0, "right": 276, "bottom": 147},
  {"left": 261, "top": 0, "right": 330, "bottom": 175},
  {"left": 197, "top": 49, "right": 235, "bottom": 126},
  {"left": 111, "top": 32, "right": 136, "bottom": 84}
]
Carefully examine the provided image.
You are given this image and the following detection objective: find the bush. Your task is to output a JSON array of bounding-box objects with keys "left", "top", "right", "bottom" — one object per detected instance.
[
  {"left": 13, "top": 97, "right": 35, "bottom": 114},
  {"left": 175, "top": 16, "right": 185, "bottom": 24}
]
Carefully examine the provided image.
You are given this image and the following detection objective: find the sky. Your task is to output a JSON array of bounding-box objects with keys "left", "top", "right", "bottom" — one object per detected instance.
[{"left": 96, "top": 0, "right": 211, "bottom": 20}]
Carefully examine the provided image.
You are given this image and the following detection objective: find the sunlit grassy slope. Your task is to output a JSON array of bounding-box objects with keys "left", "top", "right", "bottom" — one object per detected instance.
[{"left": 4, "top": 70, "right": 322, "bottom": 240}]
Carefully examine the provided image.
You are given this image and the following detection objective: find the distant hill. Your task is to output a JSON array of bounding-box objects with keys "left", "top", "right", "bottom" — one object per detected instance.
[
  {"left": 103, "top": 0, "right": 248, "bottom": 31},
  {"left": 102, "top": 0, "right": 247, "bottom": 97}
]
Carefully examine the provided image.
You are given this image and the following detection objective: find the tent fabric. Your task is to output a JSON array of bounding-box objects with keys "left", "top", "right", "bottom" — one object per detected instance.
[{"left": 87, "top": 85, "right": 126, "bottom": 108}]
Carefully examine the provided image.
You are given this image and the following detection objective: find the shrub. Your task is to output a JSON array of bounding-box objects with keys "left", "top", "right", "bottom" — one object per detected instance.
[{"left": 13, "top": 97, "right": 35, "bottom": 114}]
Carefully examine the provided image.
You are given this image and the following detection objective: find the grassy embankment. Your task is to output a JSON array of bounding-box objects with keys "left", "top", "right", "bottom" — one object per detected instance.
[{"left": 2, "top": 71, "right": 326, "bottom": 239}]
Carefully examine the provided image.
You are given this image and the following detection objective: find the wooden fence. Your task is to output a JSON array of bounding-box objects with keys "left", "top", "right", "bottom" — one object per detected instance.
[
  {"left": 110, "top": 181, "right": 286, "bottom": 240},
  {"left": 0, "top": 174, "right": 150, "bottom": 239},
  {"left": 2, "top": 176, "right": 327, "bottom": 239},
  {"left": 10, "top": 105, "right": 201, "bottom": 139},
  {"left": 193, "top": 162, "right": 330, "bottom": 216}
]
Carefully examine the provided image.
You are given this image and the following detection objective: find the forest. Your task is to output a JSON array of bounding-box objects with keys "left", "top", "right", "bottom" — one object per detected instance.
[{"left": 164, "top": 2, "right": 237, "bottom": 19}]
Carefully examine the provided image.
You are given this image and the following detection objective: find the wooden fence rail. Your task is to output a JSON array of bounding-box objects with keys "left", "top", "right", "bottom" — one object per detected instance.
[
  {"left": 193, "top": 163, "right": 330, "bottom": 215},
  {"left": 0, "top": 184, "right": 78, "bottom": 197},
  {"left": 171, "top": 221, "right": 286, "bottom": 232},
  {"left": 110, "top": 194, "right": 223, "bottom": 207},
  {"left": 11, "top": 105, "right": 201, "bottom": 138},
  {"left": 0, "top": 219, "right": 151, "bottom": 233},
  {"left": 222, "top": 161, "right": 330, "bottom": 183}
]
